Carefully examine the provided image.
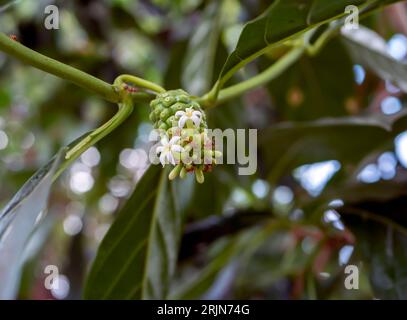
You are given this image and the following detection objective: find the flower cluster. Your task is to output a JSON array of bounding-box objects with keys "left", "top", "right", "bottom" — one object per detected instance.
[{"left": 150, "top": 89, "right": 221, "bottom": 183}]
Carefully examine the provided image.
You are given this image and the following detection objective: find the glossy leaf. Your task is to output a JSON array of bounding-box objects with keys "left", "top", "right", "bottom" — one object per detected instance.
[
  {"left": 267, "top": 39, "right": 355, "bottom": 121},
  {"left": 182, "top": 2, "right": 221, "bottom": 96},
  {"left": 172, "top": 227, "right": 265, "bottom": 299},
  {"left": 259, "top": 115, "right": 397, "bottom": 178},
  {"left": 342, "top": 25, "right": 407, "bottom": 93},
  {"left": 84, "top": 165, "right": 194, "bottom": 299},
  {"left": 0, "top": 150, "right": 63, "bottom": 299},
  {"left": 218, "top": 0, "right": 402, "bottom": 84},
  {"left": 343, "top": 200, "right": 407, "bottom": 299}
]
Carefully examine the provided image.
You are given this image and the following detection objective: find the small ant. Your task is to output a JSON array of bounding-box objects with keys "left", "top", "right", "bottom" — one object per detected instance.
[
  {"left": 9, "top": 35, "right": 18, "bottom": 41},
  {"left": 123, "top": 84, "right": 138, "bottom": 93}
]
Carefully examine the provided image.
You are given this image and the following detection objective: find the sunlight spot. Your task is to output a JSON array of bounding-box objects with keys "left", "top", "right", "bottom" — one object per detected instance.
[
  {"left": 273, "top": 186, "right": 294, "bottom": 205},
  {"left": 81, "top": 147, "right": 101, "bottom": 168},
  {"left": 378, "top": 152, "right": 397, "bottom": 180},
  {"left": 319, "top": 272, "right": 331, "bottom": 280},
  {"left": 70, "top": 171, "right": 94, "bottom": 194},
  {"left": 119, "top": 148, "right": 148, "bottom": 170},
  {"left": 339, "top": 245, "right": 354, "bottom": 266},
  {"left": 63, "top": 214, "right": 83, "bottom": 236},
  {"left": 328, "top": 199, "right": 344, "bottom": 208},
  {"left": 0, "top": 130, "right": 9, "bottom": 150},
  {"left": 98, "top": 194, "right": 119, "bottom": 215},
  {"left": 395, "top": 131, "right": 407, "bottom": 169},
  {"left": 108, "top": 176, "right": 132, "bottom": 198},
  {"left": 357, "top": 164, "right": 381, "bottom": 184},
  {"left": 380, "top": 96, "right": 402, "bottom": 115},
  {"left": 387, "top": 34, "right": 407, "bottom": 60},
  {"left": 385, "top": 80, "right": 401, "bottom": 94},
  {"left": 252, "top": 179, "right": 270, "bottom": 198},
  {"left": 231, "top": 188, "right": 250, "bottom": 206},
  {"left": 21, "top": 132, "right": 35, "bottom": 150},
  {"left": 293, "top": 161, "right": 341, "bottom": 197},
  {"left": 323, "top": 210, "right": 340, "bottom": 223},
  {"left": 333, "top": 220, "right": 345, "bottom": 231},
  {"left": 353, "top": 64, "right": 366, "bottom": 84},
  {"left": 51, "top": 275, "right": 70, "bottom": 300}
]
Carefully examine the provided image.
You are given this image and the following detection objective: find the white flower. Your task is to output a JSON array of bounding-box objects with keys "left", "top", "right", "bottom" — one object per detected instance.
[
  {"left": 175, "top": 108, "right": 202, "bottom": 128},
  {"left": 156, "top": 136, "right": 184, "bottom": 166}
]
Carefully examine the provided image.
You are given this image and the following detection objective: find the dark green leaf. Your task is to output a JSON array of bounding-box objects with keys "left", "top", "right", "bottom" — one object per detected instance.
[
  {"left": 218, "top": 0, "right": 402, "bottom": 84},
  {"left": 267, "top": 39, "right": 355, "bottom": 121},
  {"left": 182, "top": 2, "right": 221, "bottom": 96},
  {"left": 343, "top": 204, "right": 407, "bottom": 299},
  {"left": 171, "top": 227, "right": 264, "bottom": 299},
  {"left": 84, "top": 165, "right": 194, "bottom": 299},
  {"left": 259, "top": 115, "right": 395, "bottom": 178}
]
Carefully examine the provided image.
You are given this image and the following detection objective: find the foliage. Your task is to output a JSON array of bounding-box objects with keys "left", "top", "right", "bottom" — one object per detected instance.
[{"left": 1, "top": 0, "right": 407, "bottom": 300}]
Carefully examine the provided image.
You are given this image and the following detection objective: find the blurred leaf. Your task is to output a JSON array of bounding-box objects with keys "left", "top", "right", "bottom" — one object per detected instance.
[
  {"left": 342, "top": 25, "right": 407, "bottom": 93},
  {"left": 268, "top": 39, "right": 355, "bottom": 121},
  {"left": 343, "top": 204, "right": 407, "bottom": 299},
  {"left": 218, "top": 0, "right": 401, "bottom": 83},
  {"left": 0, "top": 150, "right": 62, "bottom": 299},
  {"left": 0, "top": 87, "right": 10, "bottom": 108},
  {"left": 326, "top": 179, "right": 407, "bottom": 204},
  {"left": 172, "top": 226, "right": 265, "bottom": 299},
  {"left": 84, "top": 165, "right": 194, "bottom": 299},
  {"left": 164, "top": 40, "right": 189, "bottom": 90},
  {"left": 182, "top": 2, "right": 221, "bottom": 96},
  {"left": 18, "top": 216, "right": 54, "bottom": 299},
  {"left": 259, "top": 115, "right": 398, "bottom": 178}
]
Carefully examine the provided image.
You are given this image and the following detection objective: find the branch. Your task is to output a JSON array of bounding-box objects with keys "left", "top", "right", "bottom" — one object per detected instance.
[
  {"left": 0, "top": 33, "right": 119, "bottom": 103},
  {"left": 199, "top": 46, "right": 305, "bottom": 108}
]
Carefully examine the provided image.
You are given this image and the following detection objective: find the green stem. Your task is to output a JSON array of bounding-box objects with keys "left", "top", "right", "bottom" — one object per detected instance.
[
  {"left": 53, "top": 98, "right": 134, "bottom": 181},
  {"left": 199, "top": 46, "right": 305, "bottom": 108},
  {"left": 0, "top": 33, "right": 119, "bottom": 103},
  {"left": 305, "top": 24, "right": 340, "bottom": 57},
  {"left": 115, "top": 74, "right": 166, "bottom": 94}
]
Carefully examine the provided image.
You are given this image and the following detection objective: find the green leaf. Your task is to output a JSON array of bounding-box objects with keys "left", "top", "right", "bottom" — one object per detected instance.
[
  {"left": 171, "top": 227, "right": 264, "bottom": 299},
  {"left": 259, "top": 115, "right": 395, "bottom": 178},
  {"left": 267, "top": 39, "right": 356, "bottom": 121},
  {"left": 343, "top": 206, "right": 407, "bottom": 299},
  {"left": 182, "top": 2, "right": 221, "bottom": 96},
  {"left": 218, "top": 0, "right": 402, "bottom": 85},
  {"left": 0, "top": 150, "right": 63, "bottom": 299},
  {"left": 84, "top": 165, "right": 194, "bottom": 299},
  {"left": 342, "top": 25, "right": 407, "bottom": 92}
]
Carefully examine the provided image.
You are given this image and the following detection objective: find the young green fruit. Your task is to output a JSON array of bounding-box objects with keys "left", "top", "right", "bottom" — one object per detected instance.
[{"left": 150, "top": 90, "right": 220, "bottom": 183}]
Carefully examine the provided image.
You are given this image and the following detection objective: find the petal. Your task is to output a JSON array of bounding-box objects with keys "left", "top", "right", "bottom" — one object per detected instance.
[
  {"left": 156, "top": 146, "right": 164, "bottom": 154},
  {"left": 175, "top": 111, "right": 185, "bottom": 118},
  {"left": 192, "top": 111, "right": 202, "bottom": 118},
  {"left": 178, "top": 117, "right": 187, "bottom": 128},
  {"left": 159, "top": 153, "right": 167, "bottom": 166},
  {"left": 172, "top": 144, "right": 184, "bottom": 153},
  {"left": 168, "top": 153, "right": 176, "bottom": 165},
  {"left": 169, "top": 136, "right": 181, "bottom": 144},
  {"left": 192, "top": 115, "right": 201, "bottom": 127}
]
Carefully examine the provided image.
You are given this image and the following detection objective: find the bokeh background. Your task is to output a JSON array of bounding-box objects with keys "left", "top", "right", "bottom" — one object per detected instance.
[{"left": 1, "top": 0, "right": 407, "bottom": 299}]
